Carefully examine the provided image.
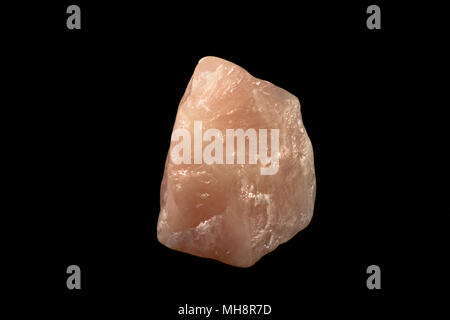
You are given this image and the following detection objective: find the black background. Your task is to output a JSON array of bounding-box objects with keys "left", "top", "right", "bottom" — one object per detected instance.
[{"left": 5, "top": 0, "right": 435, "bottom": 318}]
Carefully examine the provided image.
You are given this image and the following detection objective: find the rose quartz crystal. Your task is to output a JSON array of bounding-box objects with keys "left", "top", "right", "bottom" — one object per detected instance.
[{"left": 157, "top": 56, "right": 316, "bottom": 267}]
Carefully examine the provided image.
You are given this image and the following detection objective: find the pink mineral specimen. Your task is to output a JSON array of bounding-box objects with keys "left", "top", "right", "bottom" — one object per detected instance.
[{"left": 157, "top": 56, "right": 316, "bottom": 267}]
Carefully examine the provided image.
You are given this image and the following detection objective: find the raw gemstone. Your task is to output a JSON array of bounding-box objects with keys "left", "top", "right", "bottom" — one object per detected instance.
[{"left": 157, "top": 56, "right": 316, "bottom": 267}]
